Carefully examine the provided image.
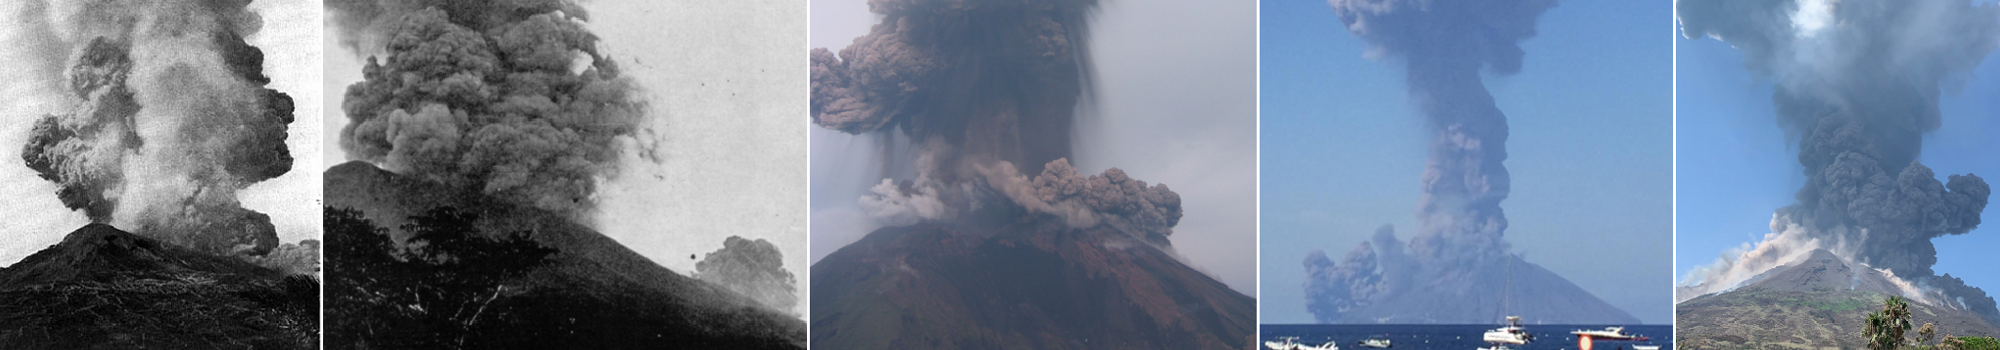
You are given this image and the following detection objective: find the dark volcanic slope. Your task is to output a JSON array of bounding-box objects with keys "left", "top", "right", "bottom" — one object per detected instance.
[
  {"left": 324, "top": 161, "right": 806, "bottom": 349},
  {"left": 1678, "top": 249, "right": 2000, "bottom": 349},
  {"left": 0, "top": 224, "right": 317, "bottom": 349},
  {"left": 811, "top": 224, "right": 1257, "bottom": 350},
  {"left": 1328, "top": 254, "right": 1642, "bottom": 325}
]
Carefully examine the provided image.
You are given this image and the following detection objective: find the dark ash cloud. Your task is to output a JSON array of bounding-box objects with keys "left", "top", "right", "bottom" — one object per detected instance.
[
  {"left": 810, "top": 0, "right": 1190, "bottom": 247},
  {"left": 1676, "top": 0, "right": 2000, "bottom": 323},
  {"left": 327, "top": 0, "right": 653, "bottom": 216},
  {"left": 1304, "top": 0, "right": 1557, "bottom": 323}
]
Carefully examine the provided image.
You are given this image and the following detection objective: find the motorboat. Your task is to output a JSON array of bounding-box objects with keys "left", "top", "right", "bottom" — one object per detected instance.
[
  {"left": 1265, "top": 337, "right": 1301, "bottom": 350},
  {"left": 1482, "top": 316, "right": 1532, "bottom": 345},
  {"left": 1302, "top": 341, "right": 1340, "bottom": 350},
  {"left": 1357, "top": 338, "right": 1392, "bottom": 348},
  {"left": 1571, "top": 326, "right": 1648, "bottom": 341}
]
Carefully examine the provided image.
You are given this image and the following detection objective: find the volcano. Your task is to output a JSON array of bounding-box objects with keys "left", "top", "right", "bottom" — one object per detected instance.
[
  {"left": 1305, "top": 252, "right": 1643, "bottom": 325},
  {"left": 323, "top": 161, "right": 806, "bottom": 349},
  {"left": 0, "top": 224, "right": 318, "bottom": 349},
  {"left": 809, "top": 223, "right": 1255, "bottom": 349},
  {"left": 1677, "top": 249, "right": 2000, "bottom": 348}
]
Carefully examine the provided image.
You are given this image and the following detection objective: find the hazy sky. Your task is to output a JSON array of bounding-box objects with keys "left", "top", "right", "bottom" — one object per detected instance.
[
  {"left": 1259, "top": 0, "right": 1675, "bottom": 324},
  {"left": 0, "top": 0, "right": 323, "bottom": 266},
  {"left": 1675, "top": 25, "right": 2000, "bottom": 301},
  {"left": 323, "top": 0, "right": 810, "bottom": 317},
  {"left": 808, "top": 0, "right": 1261, "bottom": 296}
]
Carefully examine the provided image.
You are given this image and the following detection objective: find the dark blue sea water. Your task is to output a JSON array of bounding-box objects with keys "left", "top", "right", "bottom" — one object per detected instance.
[{"left": 1261, "top": 324, "right": 1673, "bottom": 350}]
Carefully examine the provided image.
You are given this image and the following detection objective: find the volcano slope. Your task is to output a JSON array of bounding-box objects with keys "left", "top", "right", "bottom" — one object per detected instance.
[
  {"left": 323, "top": 161, "right": 805, "bottom": 349},
  {"left": 810, "top": 222, "right": 1256, "bottom": 350},
  {"left": 1677, "top": 249, "right": 2000, "bottom": 349},
  {"left": 0, "top": 224, "right": 319, "bottom": 349},
  {"left": 1305, "top": 250, "right": 1642, "bottom": 325}
]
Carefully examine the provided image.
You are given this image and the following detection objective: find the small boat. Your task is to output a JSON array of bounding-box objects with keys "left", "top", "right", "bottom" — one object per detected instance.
[
  {"left": 1631, "top": 345, "right": 1661, "bottom": 350},
  {"left": 1475, "top": 346, "right": 1513, "bottom": 350},
  {"left": 1571, "top": 326, "right": 1648, "bottom": 341},
  {"left": 1265, "top": 337, "right": 1302, "bottom": 350},
  {"left": 1301, "top": 341, "right": 1340, "bottom": 350},
  {"left": 1357, "top": 338, "right": 1392, "bottom": 348},
  {"left": 1482, "top": 316, "right": 1533, "bottom": 345}
]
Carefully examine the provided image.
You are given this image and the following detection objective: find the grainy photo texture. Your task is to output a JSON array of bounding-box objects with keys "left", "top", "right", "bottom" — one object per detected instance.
[
  {"left": 0, "top": 0, "right": 322, "bottom": 348},
  {"left": 321, "top": 0, "right": 807, "bottom": 349}
]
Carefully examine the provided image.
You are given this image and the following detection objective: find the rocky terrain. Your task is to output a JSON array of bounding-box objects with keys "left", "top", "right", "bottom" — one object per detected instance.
[
  {"left": 1677, "top": 249, "right": 2000, "bottom": 349},
  {"left": 0, "top": 224, "right": 318, "bottom": 349},
  {"left": 810, "top": 223, "right": 1255, "bottom": 350}
]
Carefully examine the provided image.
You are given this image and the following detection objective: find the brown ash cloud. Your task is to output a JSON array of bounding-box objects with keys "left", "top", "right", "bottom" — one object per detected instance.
[{"left": 812, "top": 0, "right": 1188, "bottom": 246}]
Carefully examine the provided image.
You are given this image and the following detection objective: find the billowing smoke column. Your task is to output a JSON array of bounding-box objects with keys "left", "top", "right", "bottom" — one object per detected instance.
[
  {"left": 1302, "top": 0, "right": 1556, "bottom": 322},
  {"left": 16, "top": 0, "right": 294, "bottom": 256},
  {"left": 811, "top": 0, "right": 1185, "bottom": 245},
  {"left": 695, "top": 236, "right": 798, "bottom": 315},
  {"left": 327, "top": 0, "right": 648, "bottom": 216},
  {"left": 1676, "top": 0, "right": 2000, "bottom": 323}
]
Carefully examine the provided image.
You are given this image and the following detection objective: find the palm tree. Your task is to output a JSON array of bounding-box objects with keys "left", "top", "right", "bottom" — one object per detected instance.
[{"left": 1865, "top": 296, "right": 1914, "bottom": 350}]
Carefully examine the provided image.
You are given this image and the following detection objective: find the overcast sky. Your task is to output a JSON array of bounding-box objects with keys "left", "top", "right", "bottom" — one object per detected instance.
[
  {"left": 1260, "top": 0, "right": 1676, "bottom": 324},
  {"left": 808, "top": 0, "right": 1261, "bottom": 296}
]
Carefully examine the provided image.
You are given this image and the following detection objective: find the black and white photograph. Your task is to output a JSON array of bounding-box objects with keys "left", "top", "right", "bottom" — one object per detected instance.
[
  {"left": 321, "top": 0, "right": 807, "bottom": 348},
  {"left": 0, "top": 0, "right": 322, "bottom": 348}
]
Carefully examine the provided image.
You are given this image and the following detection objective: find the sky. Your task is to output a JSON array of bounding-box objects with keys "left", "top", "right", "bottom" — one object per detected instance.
[
  {"left": 1259, "top": 0, "right": 1676, "bottom": 325},
  {"left": 0, "top": 0, "right": 324, "bottom": 266},
  {"left": 1674, "top": 19, "right": 2000, "bottom": 302},
  {"left": 808, "top": 0, "right": 1261, "bottom": 296},
  {"left": 323, "top": 0, "right": 810, "bottom": 317}
]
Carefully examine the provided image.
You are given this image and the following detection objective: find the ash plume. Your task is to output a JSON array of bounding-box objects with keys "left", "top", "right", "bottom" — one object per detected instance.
[
  {"left": 811, "top": 0, "right": 1187, "bottom": 245},
  {"left": 695, "top": 236, "right": 798, "bottom": 316},
  {"left": 327, "top": 0, "right": 650, "bottom": 216},
  {"left": 1676, "top": 0, "right": 2000, "bottom": 323},
  {"left": 14, "top": 0, "right": 295, "bottom": 256},
  {"left": 1303, "top": 0, "right": 1556, "bottom": 323}
]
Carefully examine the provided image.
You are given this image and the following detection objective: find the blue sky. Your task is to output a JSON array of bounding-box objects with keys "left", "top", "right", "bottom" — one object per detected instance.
[
  {"left": 1674, "top": 25, "right": 2000, "bottom": 300},
  {"left": 1260, "top": 0, "right": 1674, "bottom": 324}
]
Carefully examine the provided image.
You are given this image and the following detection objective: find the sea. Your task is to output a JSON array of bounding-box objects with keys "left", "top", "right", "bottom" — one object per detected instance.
[{"left": 1260, "top": 324, "right": 1673, "bottom": 350}]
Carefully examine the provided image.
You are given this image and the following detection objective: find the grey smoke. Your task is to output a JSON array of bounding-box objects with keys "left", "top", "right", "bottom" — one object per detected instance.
[
  {"left": 695, "top": 236, "right": 799, "bottom": 316},
  {"left": 1677, "top": 0, "right": 2000, "bottom": 323},
  {"left": 15, "top": 0, "right": 295, "bottom": 256},
  {"left": 1303, "top": 0, "right": 1556, "bottom": 323},
  {"left": 811, "top": 0, "right": 1188, "bottom": 244},
  {"left": 326, "top": 0, "right": 653, "bottom": 216}
]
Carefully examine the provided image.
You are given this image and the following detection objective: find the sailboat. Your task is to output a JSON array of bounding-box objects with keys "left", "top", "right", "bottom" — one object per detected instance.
[{"left": 1480, "top": 256, "right": 1532, "bottom": 347}]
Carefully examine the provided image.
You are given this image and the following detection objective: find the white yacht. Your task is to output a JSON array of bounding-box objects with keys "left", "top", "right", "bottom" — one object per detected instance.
[
  {"left": 1357, "top": 338, "right": 1392, "bottom": 348},
  {"left": 1266, "top": 336, "right": 1302, "bottom": 350},
  {"left": 1482, "top": 316, "right": 1532, "bottom": 345},
  {"left": 1301, "top": 340, "right": 1340, "bottom": 350}
]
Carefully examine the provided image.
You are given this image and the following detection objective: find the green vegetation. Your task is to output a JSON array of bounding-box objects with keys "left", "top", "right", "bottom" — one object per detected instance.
[
  {"left": 1951, "top": 336, "right": 2000, "bottom": 350},
  {"left": 1856, "top": 296, "right": 2000, "bottom": 350},
  {"left": 1867, "top": 296, "right": 1916, "bottom": 349}
]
